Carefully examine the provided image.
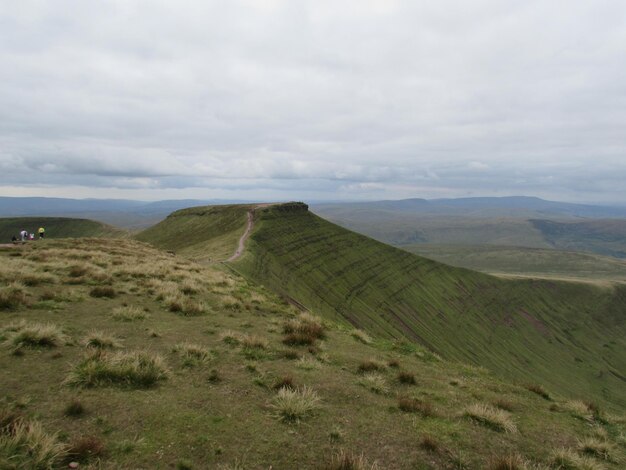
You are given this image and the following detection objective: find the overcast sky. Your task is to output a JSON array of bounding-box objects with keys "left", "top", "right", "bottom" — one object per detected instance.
[{"left": 1, "top": 1, "right": 625, "bottom": 203}]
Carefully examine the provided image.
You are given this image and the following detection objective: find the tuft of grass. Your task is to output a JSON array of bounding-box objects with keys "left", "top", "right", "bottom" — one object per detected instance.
[
  {"left": 419, "top": 434, "right": 439, "bottom": 453},
  {"left": 323, "top": 450, "right": 380, "bottom": 470},
  {"left": 89, "top": 286, "right": 116, "bottom": 298},
  {"left": 487, "top": 454, "right": 535, "bottom": 470},
  {"left": 208, "top": 369, "right": 222, "bottom": 383},
  {"left": 398, "top": 397, "right": 435, "bottom": 417},
  {"left": 357, "top": 359, "right": 386, "bottom": 374},
  {"left": 464, "top": 404, "right": 517, "bottom": 433},
  {"left": 0, "top": 418, "right": 66, "bottom": 468},
  {"left": 387, "top": 359, "right": 400, "bottom": 368},
  {"left": 165, "top": 294, "right": 206, "bottom": 316},
  {"left": 270, "top": 386, "right": 320, "bottom": 423},
  {"left": 111, "top": 306, "right": 149, "bottom": 321},
  {"left": 273, "top": 375, "right": 296, "bottom": 391},
  {"left": 83, "top": 331, "right": 121, "bottom": 349},
  {"left": 63, "top": 400, "right": 86, "bottom": 418},
  {"left": 397, "top": 371, "right": 416, "bottom": 385},
  {"left": 220, "top": 330, "right": 242, "bottom": 345},
  {"left": 549, "top": 447, "right": 607, "bottom": 470},
  {"left": 241, "top": 334, "right": 269, "bottom": 350},
  {"left": 577, "top": 437, "right": 614, "bottom": 461},
  {"left": 67, "top": 350, "right": 168, "bottom": 388},
  {"left": 296, "top": 357, "right": 322, "bottom": 370},
  {"left": 351, "top": 329, "right": 372, "bottom": 344},
  {"left": 526, "top": 383, "right": 551, "bottom": 401},
  {"left": 358, "top": 373, "right": 389, "bottom": 395},
  {"left": 172, "top": 343, "right": 213, "bottom": 367},
  {"left": 283, "top": 313, "right": 325, "bottom": 345},
  {"left": 493, "top": 399, "right": 516, "bottom": 412},
  {"left": 0, "top": 282, "right": 28, "bottom": 310},
  {"left": 5, "top": 322, "right": 66, "bottom": 350},
  {"left": 67, "top": 435, "right": 105, "bottom": 462}
]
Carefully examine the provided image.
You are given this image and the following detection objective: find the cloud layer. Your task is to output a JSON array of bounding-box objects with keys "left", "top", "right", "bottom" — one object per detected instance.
[{"left": 1, "top": 1, "right": 625, "bottom": 202}]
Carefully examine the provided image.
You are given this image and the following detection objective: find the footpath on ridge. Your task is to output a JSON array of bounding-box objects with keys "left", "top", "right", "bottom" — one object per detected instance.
[{"left": 226, "top": 203, "right": 273, "bottom": 262}]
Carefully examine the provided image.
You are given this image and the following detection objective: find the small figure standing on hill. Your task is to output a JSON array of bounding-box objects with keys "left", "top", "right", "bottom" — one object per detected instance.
[
  {"left": 11, "top": 235, "right": 18, "bottom": 244},
  {"left": 20, "top": 229, "right": 28, "bottom": 242},
  {"left": 38, "top": 227, "right": 45, "bottom": 239},
  {"left": 29, "top": 233, "right": 35, "bottom": 240}
]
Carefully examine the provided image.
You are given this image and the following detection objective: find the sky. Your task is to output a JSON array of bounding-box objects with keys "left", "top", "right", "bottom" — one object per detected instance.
[{"left": 1, "top": 0, "right": 625, "bottom": 203}]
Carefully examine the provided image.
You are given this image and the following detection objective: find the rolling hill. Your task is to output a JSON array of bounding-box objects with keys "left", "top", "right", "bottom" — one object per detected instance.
[
  {"left": 190, "top": 203, "right": 626, "bottom": 410},
  {"left": 0, "top": 217, "right": 125, "bottom": 241},
  {"left": 402, "top": 244, "right": 626, "bottom": 284},
  {"left": 1, "top": 237, "right": 624, "bottom": 468}
]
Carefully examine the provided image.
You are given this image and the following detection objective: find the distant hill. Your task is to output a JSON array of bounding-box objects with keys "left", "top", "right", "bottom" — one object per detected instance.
[
  {"left": 0, "top": 216, "right": 125, "bottom": 241},
  {"left": 311, "top": 197, "right": 626, "bottom": 257},
  {"left": 403, "top": 243, "right": 626, "bottom": 283},
  {"left": 313, "top": 196, "right": 626, "bottom": 218},
  {"left": 0, "top": 197, "right": 251, "bottom": 229}
]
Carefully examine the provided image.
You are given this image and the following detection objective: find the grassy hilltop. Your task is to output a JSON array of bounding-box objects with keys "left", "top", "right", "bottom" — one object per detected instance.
[
  {"left": 0, "top": 217, "right": 124, "bottom": 242},
  {"left": 220, "top": 204, "right": 626, "bottom": 411},
  {"left": 1, "top": 238, "right": 625, "bottom": 469}
]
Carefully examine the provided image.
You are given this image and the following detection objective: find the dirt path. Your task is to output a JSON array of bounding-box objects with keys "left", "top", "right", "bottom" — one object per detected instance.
[{"left": 226, "top": 204, "right": 273, "bottom": 262}]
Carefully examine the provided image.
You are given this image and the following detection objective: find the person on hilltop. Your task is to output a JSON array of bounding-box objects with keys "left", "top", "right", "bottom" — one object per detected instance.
[
  {"left": 20, "top": 229, "right": 28, "bottom": 242},
  {"left": 38, "top": 227, "right": 45, "bottom": 239},
  {"left": 11, "top": 235, "right": 18, "bottom": 244}
]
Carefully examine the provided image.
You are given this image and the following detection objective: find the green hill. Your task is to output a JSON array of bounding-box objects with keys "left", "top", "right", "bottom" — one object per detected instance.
[
  {"left": 0, "top": 217, "right": 124, "bottom": 241},
  {"left": 1, "top": 238, "right": 624, "bottom": 468},
  {"left": 402, "top": 244, "right": 626, "bottom": 284},
  {"left": 135, "top": 204, "right": 252, "bottom": 262},
  {"left": 226, "top": 204, "right": 626, "bottom": 410}
]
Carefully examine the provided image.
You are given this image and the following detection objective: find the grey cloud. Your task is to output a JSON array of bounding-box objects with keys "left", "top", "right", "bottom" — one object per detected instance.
[{"left": 1, "top": 1, "right": 626, "bottom": 203}]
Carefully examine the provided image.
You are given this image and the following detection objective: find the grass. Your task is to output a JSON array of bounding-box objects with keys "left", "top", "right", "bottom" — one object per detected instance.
[
  {"left": 111, "top": 305, "right": 149, "bottom": 321},
  {"left": 464, "top": 404, "right": 517, "bottom": 433},
  {"left": 232, "top": 204, "right": 626, "bottom": 409},
  {"left": 357, "top": 360, "right": 386, "bottom": 374},
  {"left": 0, "top": 282, "right": 28, "bottom": 310},
  {"left": 67, "top": 435, "right": 106, "bottom": 462},
  {"left": 358, "top": 373, "right": 389, "bottom": 395},
  {"left": 398, "top": 397, "right": 435, "bottom": 417},
  {"left": 577, "top": 438, "right": 615, "bottom": 461},
  {"left": 0, "top": 417, "right": 66, "bottom": 469},
  {"left": 527, "top": 383, "right": 552, "bottom": 401},
  {"left": 549, "top": 448, "right": 607, "bottom": 469},
  {"left": 1, "top": 236, "right": 625, "bottom": 469},
  {"left": 172, "top": 342, "right": 213, "bottom": 366},
  {"left": 63, "top": 400, "right": 86, "bottom": 418},
  {"left": 323, "top": 450, "right": 380, "bottom": 469},
  {"left": 351, "top": 329, "right": 372, "bottom": 344},
  {"left": 4, "top": 322, "right": 66, "bottom": 350},
  {"left": 83, "top": 330, "right": 121, "bottom": 349},
  {"left": 270, "top": 386, "right": 320, "bottom": 422},
  {"left": 397, "top": 371, "right": 416, "bottom": 385},
  {"left": 67, "top": 350, "right": 168, "bottom": 388}
]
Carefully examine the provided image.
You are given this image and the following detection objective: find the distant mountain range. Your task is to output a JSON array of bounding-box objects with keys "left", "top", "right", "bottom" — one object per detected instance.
[
  {"left": 312, "top": 196, "right": 626, "bottom": 218},
  {"left": 0, "top": 197, "right": 250, "bottom": 229}
]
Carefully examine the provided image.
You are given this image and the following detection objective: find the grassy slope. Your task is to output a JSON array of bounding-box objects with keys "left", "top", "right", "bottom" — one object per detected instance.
[
  {"left": 0, "top": 217, "right": 124, "bottom": 241},
  {"left": 1, "top": 239, "right": 624, "bottom": 469},
  {"left": 402, "top": 244, "right": 626, "bottom": 284},
  {"left": 235, "top": 205, "right": 626, "bottom": 410},
  {"left": 135, "top": 204, "right": 251, "bottom": 262}
]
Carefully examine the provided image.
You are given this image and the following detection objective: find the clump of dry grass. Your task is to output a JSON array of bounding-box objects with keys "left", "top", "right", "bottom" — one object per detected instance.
[
  {"left": 358, "top": 373, "right": 389, "bottom": 395},
  {"left": 3, "top": 322, "right": 67, "bottom": 351},
  {"left": 67, "top": 350, "right": 168, "bottom": 388},
  {"left": 270, "top": 386, "right": 320, "bottom": 422},
  {"left": 283, "top": 313, "right": 325, "bottom": 346},
  {"left": 273, "top": 375, "right": 297, "bottom": 391},
  {"left": 323, "top": 450, "right": 380, "bottom": 470},
  {"left": 419, "top": 434, "right": 439, "bottom": 453},
  {"left": 357, "top": 359, "right": 386, "bottom": 374},
  {"left": 397, "top": 371, "right": 416, "bottom": 385},
  {"left": 577, "top": 437, "right": 614, "bottom": 461},
  {"left": 165, "top": 295, "right": 206, "bottom": 316},
  {"left": 241, "top": 334, "right": 269, "bottom": 350},
  {"left": 83, "top": 331, "right": 121, "bottom": 349},
  {"left": 549, "top": 448, "right": 607, "bottom": 470},
  {"left": 220, "top": 330, "right": 243, "bottom": 345},
  {"left": 89, "top": 286, "right": 116, "bottom": 298},
  {"left": 0, "top": 281, "right": 28, "bottom": 310},
  {"left": 172, "top": 343, "right": 213, "bottom": 367},
  {"left": 487, "top": 454, "right": 534, "bottom": 470},
  {"left": 63, "top": 400, "right": 86, "bottom": 418},
  {"left": 398, "top": 397, "right": 435, "bottom": 417},
  {"left": 66, "top": 435, "right": 105, "bottom": 462},
  {"left": 526, "top": 383, "right": 551, "bottom": 401},
  {"left": 0, "top": 417, "right": 66, "bottom": 468},
  {"left": 493, "top": 399, "right": 516, "bottom": 412},
  {"left": 351, "top": 329, "right": 372, "bottom": 344},
  {"left": 111, "top": 306, "right": 149, "bottom": 322},
  {"left": 464, "top": 404, "right": 517, "bottom": 433}
]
